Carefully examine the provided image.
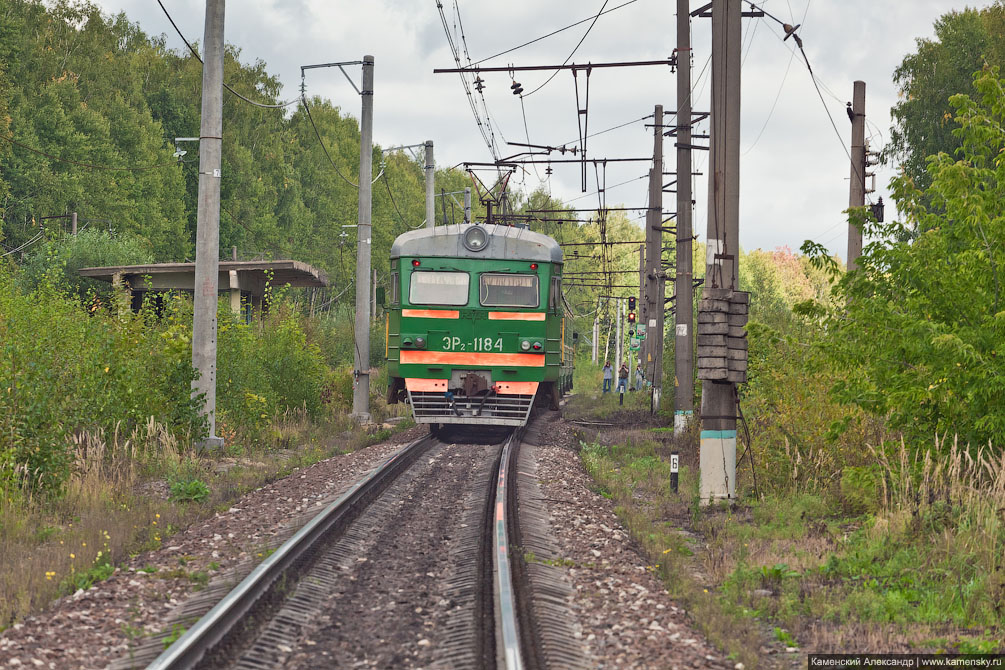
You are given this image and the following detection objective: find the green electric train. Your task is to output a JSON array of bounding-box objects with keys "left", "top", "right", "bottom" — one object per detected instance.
[{"left": 384, "top": 223, "right": 575, "bottom": 428}]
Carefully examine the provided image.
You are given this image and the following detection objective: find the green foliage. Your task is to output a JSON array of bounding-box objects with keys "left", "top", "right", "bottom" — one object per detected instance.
[
  {"left": 803, "top": 67, "right": 1005, "bottom": 447},
  {"left": 0, "top": 265, "right": 205, "bottom": 492},
  {"left": 162, "top": 623, "right": 187, "bottom": 649},
  {"left": 773, "top": 627, "right": 797, "bottom": 647},
  {"left": 61, "top": 552, "right": 114, "bottom": 594},
  {"left": 888, "top": 4, "right": 1005, "bottom": 197},
  {"left": 17, "top": 229, "right": 153, "bottom": 299},
  {"left": 839, "top": 465, "right": 882, "bottom": 514},
  {"left": 217, "top": 305, "right": 330, "bottom": 434},
  {"left": 168, "top": 477, "right": 210, "bottom": 504}
]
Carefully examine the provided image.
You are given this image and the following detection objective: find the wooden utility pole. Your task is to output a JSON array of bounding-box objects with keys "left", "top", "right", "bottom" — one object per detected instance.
[
  {"left": 699, "top": 0, "right": 741, "bottom": 501},
  {"left": 674, "top": 0, "right": 695, "bottom": 434},
  {"left": 425, "top": 140, "right": 435, "bottom": 228},
  {"left": 351, "top": 55, "right": 375, "bottom": 423},
  {"left": 847, "top": 80, "right": 866, "bottom": 271},
  {"left": 191, "top": 0, "right": 225, "bottom": 449},
  {"left": 644, "top": 105, "right": 665, "bottom": 412}
]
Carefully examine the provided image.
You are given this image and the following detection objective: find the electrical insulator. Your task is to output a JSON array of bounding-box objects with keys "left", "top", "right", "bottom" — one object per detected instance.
[
  {"left": 474, "top": 76, "right": 485, "bottom": 93},
  {"left": 510, "top": 80, "right": 524, "bottom": 96}
]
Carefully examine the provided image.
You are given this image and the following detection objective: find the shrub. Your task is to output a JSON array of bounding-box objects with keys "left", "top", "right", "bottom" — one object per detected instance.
[
  {"left": 0, "top": 264, "right": 204, "bottom": 493},
  {"left": 17, "top": 229, "right": 153, "bottom": 301},
  {"left": 217, "top": 303, "right": 330, "bottom": 433}
]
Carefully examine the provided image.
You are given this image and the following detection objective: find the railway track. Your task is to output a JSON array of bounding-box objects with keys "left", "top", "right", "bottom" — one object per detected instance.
[{"left": 144, "top": 418, "right": 586, "bottom": 670}]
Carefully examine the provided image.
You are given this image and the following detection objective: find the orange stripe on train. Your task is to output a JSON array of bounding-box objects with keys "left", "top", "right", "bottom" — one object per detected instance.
[
  {"left": 399, "top": 351, "right": 545, "bottom": 367},
  {"left": 404, "top": 378, "right": 449, "bottom": 392},
  {"left": 404, "top": 379, "right": 539, "bottom": 395},
  {"left": 402, "top": 309, "right": 460, "bottom": 319},
  {"left": 487, "top": 311, "right": 546, "bottom": 321}
]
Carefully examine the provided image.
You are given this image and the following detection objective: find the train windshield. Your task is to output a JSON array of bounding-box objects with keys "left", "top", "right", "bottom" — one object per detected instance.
[
  {"left": 480, "top": 273, "right": 539, "bottom": 308},
  {"left": 409, "top": 271, "right": 469, "bottom": 306}
]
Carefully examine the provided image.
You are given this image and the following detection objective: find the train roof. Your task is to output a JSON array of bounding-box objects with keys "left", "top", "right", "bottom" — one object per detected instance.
[{"left": 390, "top": 223, "right": 562, "bottom": 264}]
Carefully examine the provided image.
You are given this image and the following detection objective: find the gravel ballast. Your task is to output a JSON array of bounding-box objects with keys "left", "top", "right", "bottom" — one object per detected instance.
[{"left": 0, "top": 415, "right": 732, "bottom": 670}]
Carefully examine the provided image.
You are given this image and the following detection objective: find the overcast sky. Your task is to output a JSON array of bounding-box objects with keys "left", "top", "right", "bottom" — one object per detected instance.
[{"left": 90, "top": 0, "right": 971, "bottom": 257}]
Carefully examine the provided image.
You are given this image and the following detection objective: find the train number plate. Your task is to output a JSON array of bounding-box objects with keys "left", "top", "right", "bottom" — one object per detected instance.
[{"left": 442, "top": 336, "right": 503, "bottom": 351}]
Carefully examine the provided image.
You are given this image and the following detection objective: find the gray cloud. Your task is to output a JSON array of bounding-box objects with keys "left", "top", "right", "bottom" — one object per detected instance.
[{"left": 89, "top": 0, "right": 972, "bottom": 256}]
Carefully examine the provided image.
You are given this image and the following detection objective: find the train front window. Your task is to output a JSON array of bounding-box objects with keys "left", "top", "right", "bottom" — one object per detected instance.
[
  {"left": 409, "top": 271, "right": 469, "bottom": 306},
  {"left": 480, "top": 273, "right": 539, "bottom": 308}
]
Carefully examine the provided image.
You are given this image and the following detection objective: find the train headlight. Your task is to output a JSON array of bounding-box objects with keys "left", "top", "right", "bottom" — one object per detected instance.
[
  {"left": 415, "top": 337, "right": 426, "bottom": 349},
  {"left": 532, "top": 342, "right": 542, "bottom": 350},
  {"left": 462, "top": 225, "right": 490, "bottom": 252},
  {"left": 402, "top": 337, "right": 413, "bottom": 348},
  {"left": 520, "top": 340, "right": 531, "bottom": 351}
]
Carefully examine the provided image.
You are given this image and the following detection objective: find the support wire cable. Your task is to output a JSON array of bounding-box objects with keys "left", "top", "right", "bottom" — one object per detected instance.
[
  {"left": 301, "top": 96, "right": 359, "bottom": 189},
  {"left": 742, "top": 0, "right": 812, "bottom": 155},
  {"left": 156, "top": 0, "right": 299, "bottom": 109},
  {"left": 1, "top": 230, "right": 45, "bottom": 257},
  {"left": 468, "top": 0, "right": 638, "bottom": 68},
  {"left": 522, "top": 0, "right": 610, "bottom": 98}
]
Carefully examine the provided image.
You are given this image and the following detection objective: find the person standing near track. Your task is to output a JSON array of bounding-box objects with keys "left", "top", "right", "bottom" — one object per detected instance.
[
  {"left": 617, "top": 363, "right": 629, "bottom": 393},
  {"left": 602, "top": 361, "right": 613, "bottom": 393}
]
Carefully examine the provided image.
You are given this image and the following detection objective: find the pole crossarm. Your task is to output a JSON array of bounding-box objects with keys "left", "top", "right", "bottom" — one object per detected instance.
[
  {"left": 559, "top": 240, "right": 647, "bottom": 247},
  {"left": 433, "top": 58, "right": 676, "bottom": 74},
  {"left": 301, "top": 60, "right": 366, "bottom": 95},
  {"left": 463, "top": 157, "right": 653, "bottom": 167}
]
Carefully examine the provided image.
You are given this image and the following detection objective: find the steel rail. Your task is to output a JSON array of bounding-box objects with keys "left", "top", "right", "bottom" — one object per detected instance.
[
  {"left": 493, "top": 430, "right": 525, "bottom": 670},
  {"left": 146, "top": 434, "right": 435, "bottom": 670}
]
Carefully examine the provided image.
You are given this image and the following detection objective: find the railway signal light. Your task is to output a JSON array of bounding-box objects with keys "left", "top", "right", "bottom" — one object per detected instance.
[
  {"left": 628, "top": 296, "right": 636, "bottom": 310},
  {"left": 627, "top": 311, "right": 636, "bottom": 324}
]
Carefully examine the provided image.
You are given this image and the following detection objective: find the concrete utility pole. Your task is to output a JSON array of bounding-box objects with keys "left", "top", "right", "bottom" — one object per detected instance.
[
  {"left": 592, "top": 300, "right": 600, "bottom": 364},
  {"left": 191, "top": 0, "right": 225, "bottom": 449},
  {"left": 425, "top": 140, "right": 435, "bottom": 229},
  {"left": 615, "top": 298, "right": 623, "bottom": 373},
  {"left": 71, "top": 211, "right": 78, "bottom": 236},
  {"left": 352, "top": 55, "right": 375, "bottom": 423},
  {"left": 464, "top": 187, "right": 472, "bottom": 223},
  {"left": 674, "top": 0, "right": 695, "bottom": 434},
  {"left": 644, "top": 105, "right": 665, "bottom": 413},
  {"left": 847, "top": 80, "right": 866, "bottom": 271},
  {"left": 638, "top": 244, "right": 645, "bottom": 318},
  {"left": 700, "top": 0, "right": 741, "bottom": 501}
]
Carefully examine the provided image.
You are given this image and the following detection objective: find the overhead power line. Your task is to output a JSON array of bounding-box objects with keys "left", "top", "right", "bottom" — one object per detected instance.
[
  {"left": 300, "top": 96, "right": 359, "bottom": 189},
  {"left": 468, "top": 0, "right": 639, "bottom": 68},
  {"left": 156, "top": 0, "right": 299, "bottom": 109},
  {"left": 523, "top": 0, "right": 610, "bottom": 98},
  {"left": 436, "top": 0, "right": 502, "bottom": 161}
]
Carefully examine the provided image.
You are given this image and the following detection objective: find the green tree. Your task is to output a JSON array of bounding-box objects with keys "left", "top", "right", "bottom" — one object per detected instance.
[
  {"left": 888, "top": 4, "right": 1005, "bottom": 196},
  {"left": 806, "top": 67, "right": 1005, "bottom": 447}
]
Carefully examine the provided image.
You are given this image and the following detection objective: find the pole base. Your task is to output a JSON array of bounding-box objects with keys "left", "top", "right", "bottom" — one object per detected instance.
[
  {"left": 699, "top": 429, "right": 736, "bottom": 504},
  {"left": 673, "top": 410, "right": 693, "bottom": 435},
  {"left": 198, "top": 435, "right": 225, "bottom": 451},
  {"left": 350, "top": 412, "right": 372, "bottom": 425}
]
